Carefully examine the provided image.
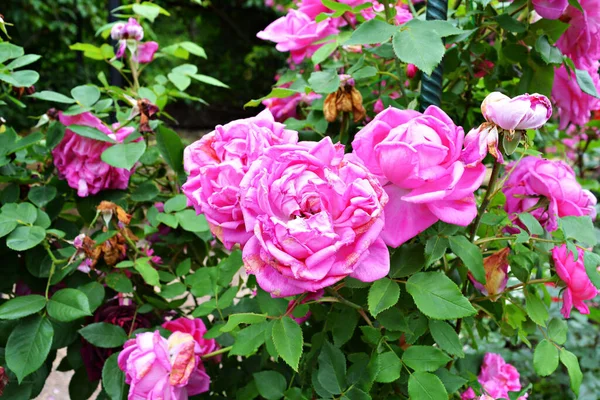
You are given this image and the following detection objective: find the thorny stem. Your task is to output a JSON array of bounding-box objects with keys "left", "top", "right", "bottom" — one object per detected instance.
[
  {"left": 471, "top": 278, "right": 554, "bottom": 302},
  {"left": 469, "top": 160, "right": 502, "bottom": 241}
]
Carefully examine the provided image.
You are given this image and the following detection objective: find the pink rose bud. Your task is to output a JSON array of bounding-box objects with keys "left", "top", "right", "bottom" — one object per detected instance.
[
  {"left": 481, "top": 92, "right": 552, "bottom": 131},
  {"left": 469, "top": 248, "right": 509, "bottom": 299},
  {"left": 552, "top": 244, "right": 599, "bottom": 318},
  {"left": 406, "top": 64, "right": 418, "bottom": 79},
  {"left": 462, "top": 123, "right": 503, "bottom": 166},
  {"left": 532, "top": 0, "right": 568, "bottom": 19}
]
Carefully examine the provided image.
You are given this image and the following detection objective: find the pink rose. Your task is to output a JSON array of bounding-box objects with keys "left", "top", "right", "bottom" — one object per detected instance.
[
  {"left": 556, "top": 0, "right": 600, "bottom": 69},
  {"left": 532, "top": 0, "right": 568, "bottom": 19},
  {"left": 118, "top": 331, "right": 210, "bottom": 400},
  {"left": 552, "top": 244, "right": 599, "bottom": 318},
  {"left": 111, "top": 18, "right": 144, "bottom": 41},
  {"left": 239, "top": 137, "right": 389, "bottom": 297},
  {"left": 462, "top": 353, "right": 527, "bottom": 400},
  {"left": 182, "top": 109, "right": 298, "bottom": 249},
  {"left": 52, "top": 112, "right": 136, "bottom": 197},
  {"left": 462, "top": 124, "right": 503, "bottom": 166},
  {"left": 257, "top": 9, "right": 339, "bottom": 64},
  {"left": 552, "top": 64, "right": 600, "bottom": 129},
  {"left": 297, "top": 0, "right": 329, "bottom": 18},
  {"left": 162, "top": 318, "right": 219, "bottom": 357},
  {"left": 352, "top": 106, "right": 486, "bottom": 247},
  {"left": 481, "top": 92, "right": 552, "bottom": 131},
  {"left": 503, "top": 156, "right": 597, "bottom": 232}
]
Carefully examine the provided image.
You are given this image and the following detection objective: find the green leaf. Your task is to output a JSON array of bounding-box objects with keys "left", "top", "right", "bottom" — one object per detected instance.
[
  {"left": 71, "top": 85, "right": 101, "bottom": 107},
  {"left": 584, "top": 251, "right": 600, "bottom": 289},
  {"left": 390, "top": 243, "right": 425, "bottom": 278},
  {"left": 179, "top": 41, "right": 207, "bottom": 58},
  {"left": 575, "top": 69, "right": 600, "bottom": 98},
  {"left": 29, "top": 91, "right": 75, "bottom": 104},
  {"left": 560, "top": 216, "right": 597, "bottom": 246},
  {"left": 495, "top": 14, "right": 527, "bottom": 33},
  {"left": 131, "top": 181, "right": 159, "bottom": 202},
  {"left": 525, "top": 288, "right": 549, "bottom": 326},
  {"left": 368, "top": 278, "right": 400, "bottom": 317},
  {"left": 79, "top": 322, "right": 128, "bottom": 348},
  {"left": 448, "top": 236, "right": 485, "bottom": 284},
  {"left": 308, "top": 70, "right": 341, "bottom": 94},
  {"left": 230, "top": 322, "right": 268, "bottom": 356},
  {"left": 47, "top": 289, "right": 92, "bottom": 322},
  {"left": 46, "top": 121, "right": 66, "bottom": 149},
  {"left": 393, "top": 20, "right": 445, "bottom": 75},
  {"left": 518, "top": 213, "right": 545, "bottom": 235},
  {"left": 134, "top": 257, "right": 160, "bottom": 286},
  {"left": 402, "top": 345, "right": 451, "bottom": 372},
  {"left": 0, "top": 216, "right": 17, "bottom": 238},
  {"left": 2, "top": 202, "right": 38, "bottom": 225},
  {"left": 0, "top": 295, "right": 46, "bottom": 320},
  {"left": 333, "top": 307, "right": 359, "bottom": 347},
  {"left": 101, "top": 141, "right": 146, "bottom": 170},
  {"left": 176, "top": 210, "right": 210, "bottom": 232},
  {"left": 105, "top": 273, "right": 133, "bottom": 293},
  {"left": 244, "top": 88, "right": 299, "bottom": 108},
  {"left": 5, "top": 54, "right": 41, "bottom": 70},
  {"left": 425, "top": 236, "right": 448, "bottom": 266},
  {"left": 6, "top": 316, "right": 53, "bottom": 384},
  {"left": 0, "top": 70, "right": 39, "bottom": 87},
  {"left": 345, "top": 19, "right": 398, "bottom": 45},
  {"left": 221, "top": 313, "right": 267, "bottom": 332},
  {"left": 272, "top": 316, "right": 303, "bottom": 371},
  {"left": 190, "top": 74, "right": 229, "bottom": 88},
  {"left": 29, "top": 186, "right": 57, "bottom": 208},
  {"left": 0, "top": 42, "right": 25, "bottom": 63},
  {"left": 535, "top": 35, "right": 563, "bottom": 65},
  {"left": 156, "top": 125, "right": 184, "bottom": 176},
  {"left": 253, "top": 371, "right": 286, "bottom": 400},
  {"left": 406, "top": 272, "right": 476, "bottom": 320},
  {"left": 6, "top": 226, "right": 46, "bottom": 251},
  {"left": 312, "top": 42, "right": 338, "bottom": 65},
  {"left": 175, "top": 259, "right": 191, "bottom": 277},
  {"left": 429, "top": 320, "right": 464, "bottom": 357},
  {"left": 435, "top": 369, "right": 468, "bottom": 394},
  {"left": 547, "top": 318, "right": 568, "bottom": 345},
  {"left": 408, "top": 371, "right": 448, "bottom": 400},
  {"left": 534, "top": 339, "right": 559, "bottom": 376},
  {"left": 375, "top": 351, "right": 401, "bottom": 383},
  {"left": 157, "top": 213, "right": 179, "bottom": 228},
  {"left": 78, "top": 282, "right": 105, "bottom": 313},
  {"left": 133, "top": 3, "right": 161, "bottom": 21},
  {"left": 560, "top": 349, "right": 582, "bottom": 396},
  {"left": 164, "top": 195, "right": 188, "bottom": 213},
  {"left": 69, "top": 125, "right": 116, "bottom": 143},
  {"left": 168, "top": 72, "right": 191, "bottom": 91},
  {"left": 318, "top": 341, "right": 346, "bottom": 395}
]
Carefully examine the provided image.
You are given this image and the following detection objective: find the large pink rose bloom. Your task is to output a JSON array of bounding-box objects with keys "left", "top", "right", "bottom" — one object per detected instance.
[
  {"left": 162, "top": 318, "right": 219, "bottom": 358},
  {"left": 557, "top": 0, "right": 600, "bottom": 69},
  {"left": 118, "top": 331, "right": 210, "bottom": 400},
  {"left": 352, "top": 106, "right": 486, "bottom": 247},
  {"left": 182, "top": 109, "right": 298, "bottom": 249},
  {"left": 503, "top": 156, "right": 597, "bottom": 232},
  {"left": 257, "top": 9, "right": 339, "bottom": 64},
  {"left": 462, "top": 353, "right": 527, "bottom": 400},
  {"left": 53, "top": 112, "right": 136, "bottom": 197},
  {"left": 552, "top": 245, "right": 599, "bottom": 318},
  {"left": 532, "top": 0, "right": 568, "bottom": 19},
  {"left": 552, "top": 64, "right": 600, "bottom": 129},
  {"left": 239, "top": 137, "right": 389, "bottom": 297}
]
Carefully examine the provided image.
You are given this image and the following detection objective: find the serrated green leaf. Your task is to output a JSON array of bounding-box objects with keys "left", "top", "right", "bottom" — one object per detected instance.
[
  {"left": 368, "top": 278, "right": 400, "bottom": 317},
  {"left": 534, "top": 339, "right": 559, "bottom": 376},
  {"left": 272, "top": 316, "right": 303, "bottom": 371}
]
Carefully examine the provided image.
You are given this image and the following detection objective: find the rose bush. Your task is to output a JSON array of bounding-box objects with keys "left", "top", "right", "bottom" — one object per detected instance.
[{"left": 0, "top": 0, "right": 599, "bottom": 399}]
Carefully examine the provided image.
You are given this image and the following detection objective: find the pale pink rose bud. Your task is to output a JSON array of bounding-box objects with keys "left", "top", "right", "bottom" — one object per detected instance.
[
  {"left": 406, "top": 64, "right": 418, "bottom": 79},
  {"left": 552, "top": 244, "right": 599, "bottom": 318},
  {"left": 481, "top": 92, "right": 552, "bottom": 131}
]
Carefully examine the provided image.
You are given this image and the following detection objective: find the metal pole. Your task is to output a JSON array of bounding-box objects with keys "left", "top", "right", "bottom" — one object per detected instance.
[{"left": 419, "top": 0, "right": 448, "bottom": 110}]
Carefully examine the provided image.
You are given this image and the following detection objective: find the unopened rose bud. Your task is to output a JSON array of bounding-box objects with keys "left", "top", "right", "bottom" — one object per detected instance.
[
  {"left": 481, "top": 92, "right": 552, "bottom": 131},
  {"left": 406, "top": 64, "right": 417, "bottom": 79},
  {"left": 469, "top": 248, "right": 510, "bottom": 300}
]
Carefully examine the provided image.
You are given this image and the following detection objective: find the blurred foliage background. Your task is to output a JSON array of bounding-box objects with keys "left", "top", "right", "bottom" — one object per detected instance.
[{"left": 3, "top": 0, "right": 286, "bottom": 131}]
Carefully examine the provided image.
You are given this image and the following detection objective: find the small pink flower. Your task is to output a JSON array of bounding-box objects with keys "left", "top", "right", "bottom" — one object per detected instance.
[
  {"left": 136, "top": 41, "right": 159, "bottom": 64},
  {"left": 257, "top": 9, "right": 339, "bottom": 64},
  {"left": 111, "top": 18, "right": 144, "bottom": 41},
  {"left": 552, "top": 244, "right": 599, "bottom": 318},
  {"left": 532, "top": 0, "right": 568, "bottom": 19},
  {"left": 462, "top": 353, "right": 527, "bottom": 400},
  {"left": 481, "top": 92, "right": 552, "bottom": 131}
]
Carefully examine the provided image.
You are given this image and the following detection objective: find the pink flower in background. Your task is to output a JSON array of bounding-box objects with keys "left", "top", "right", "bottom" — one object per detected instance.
[
  {"left": 473, "top": 59, "right": 494, "bottom": 78},
  {"left": 373, "top": 92, "right": 401, "bottom": 114},
  {"left": 352, "top": 106, "right": 486, "bottom": 247},
  {"left": 462, "top": 353, "right": 527, "bottom": 400},
  {"left": 52, "top": 112, "right": 136, "bottom": 197},
  {"left": 262, "top": 82, "right": 321, "bottom": 122},
  {"left": 118, "top": 331, "right": 210, "bottom": 400},
  {"left": 296, "top": 0, "right": 329, "bottom": 18},
  {"left": 552, "top": 64, "right": 600, "bottom": 129},
  {"left": 481, "top": 92, "right": 552, "bottom": 131},
  {"left": 286, "top": 290, "right": 324, "bottom": 324},
  {"left": 363, "top": 2, "right": 413, "bottom": 25},
  {"left": 503, "top": 156, "right": 597, "bottom": 232},
  {"left": 556, "top": 0, "right": 600, "bottom": 69},
  {"left": 239, "top": 137, "right": 389, "bottom": 297},
  {"left": 257, "top": 9, "right": 339, "bottom": 64},
  {"left": 111, "top": 18, "right": 158, "bottom": 64},
  {"left": 111, "top": 18, "right": 144, "bottom": 41},
  {"left": 552, "top": 244, "right": 599, "bottom": 318},
  {"left": 162, "top": 318, "right": 219, "bottom": 358},
  {"left": 135, "top": 41, "right": 159, "bottom": 64},
  {"left": 532, "top": 0, "right": 568, "bottom": 19},
  {"left": 182, "top": 109, "right": 298, "bottom": 249}
]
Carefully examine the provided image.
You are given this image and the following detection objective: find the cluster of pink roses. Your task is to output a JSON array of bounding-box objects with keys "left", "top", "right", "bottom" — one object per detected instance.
[
  {"left": 118, "top": 317, "right": 217, "bottom": 399},
  {"left": 462, "top": 353, "right": 527, "bottom": 400},
  {"left": 111, "top": 18, "right": 159, "bottom": 64}
]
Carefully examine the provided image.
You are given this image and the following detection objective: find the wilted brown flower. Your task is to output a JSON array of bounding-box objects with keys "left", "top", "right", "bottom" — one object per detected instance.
[
  {"left": 469, "top": 248, "right": 510, "bottom": 301},
  {"left": 46, "top": 108, "right": 59, "bottom": 121},
  {"left": 323, "top": 75, "right": 365, "bottom": 123},
  {"left": 12, "top": 85, "right": 35, "bottom": 99},
  {"left": 138, "top": 98, "right": 159, "bottom": 133},
  {"left": 97, "top": 201, "right": 132, "bottom": 225}
]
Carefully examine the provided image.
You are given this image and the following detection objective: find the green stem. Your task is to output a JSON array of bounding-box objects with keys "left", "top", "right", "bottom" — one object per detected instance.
[
  {"left": 469, "top": 160, "right": 502, "bottom": 241},
  {"left": 202, "top": 346, "right": 232, "bottom": 360}
]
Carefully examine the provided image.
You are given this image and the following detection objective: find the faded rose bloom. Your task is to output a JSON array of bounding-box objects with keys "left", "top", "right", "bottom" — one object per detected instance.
[
  {"left": 118, "top": 331, "right": 210, "bottom": 399},
  {"left": 462, "top": 123, "right": 503, "bottom": 166},
  {"left": 462, "top": 353, "right": 527, "bottom": 400},
  {"left": 182, "top": 109, "right": 298, "bottom": 249},
  {"left": 239, "top": 137, "right": 389, "bottom": 297},
  {"left": 552, "top": 64, "right": 600, "bottom": 129},
  {"left": 323, "top": 74, "right": 366, "bottom": 123},
  {"left": 352, "top": 106, "right": 486, "bottom": 247},
  {"left": 503, "top": 156, "right": 597, "bottom": 232},
  {"left": 552, "top": 244, "right": 599, "bottom": 318},
  {"left": 111, "top": 18, "right": 144, "bottom": 41},
  {"left": 481, "top": 92, "right": 552, "bottom": 131},
  {"left": 469, "top": 248, "right": 510, "bottom": 300},
  {"left": 162, "top": 318, "right": 219, "bottom": 359},
  {"left": 81, "top": 300, "right": 153, "bottom": 381},
  {"left": 52, "top": 112, "right": 137, "bottom": 197},
  {"left": 257, "top": 9, "right": 339, "bottom": 64},
  {"left": 532, "top": 0, "right": 568, "bottom": 19}
]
